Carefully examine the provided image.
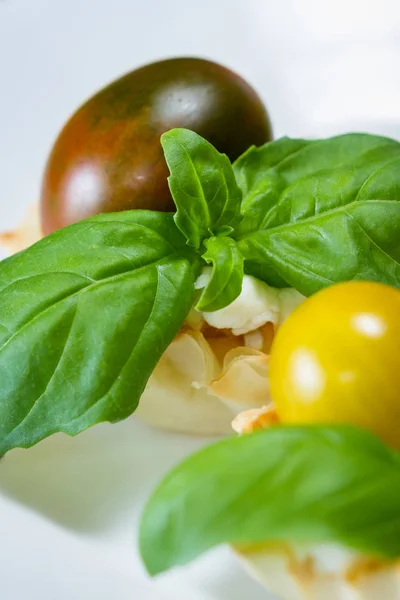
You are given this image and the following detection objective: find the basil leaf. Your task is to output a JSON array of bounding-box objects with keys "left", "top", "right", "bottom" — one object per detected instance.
[
  {"left": 234, "top": 134, "right": 398, "bottom": 236},
  {"left": 161, "top": 128, "right": 242, "bottom": 249},
  {"left": 234, "top": 137, "right": 311, "bottom": 235},
  {"left": 196, "top": 237, "right": 244, "bottom": 312},
  {"left": 235, "top": 135, "right": 400, "bottom": 295},
  {"left": 0, "top": 211, "right": 198, "bottom": 454},
  {"left": 140, "top": 426, "right": 400, "bottom": 576},
  {"left": 240, "top": 199, "right": 400, "bottom": 295}
]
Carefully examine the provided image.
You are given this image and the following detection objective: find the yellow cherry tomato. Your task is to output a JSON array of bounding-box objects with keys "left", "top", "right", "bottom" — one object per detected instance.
[{"left": 269, "top": 281, "right": 400, "bottom": 449}]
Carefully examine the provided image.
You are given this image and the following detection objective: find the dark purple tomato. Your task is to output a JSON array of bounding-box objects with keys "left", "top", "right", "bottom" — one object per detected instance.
[{"left": 41, "top": 57, "right": 272, "bottom": 234}]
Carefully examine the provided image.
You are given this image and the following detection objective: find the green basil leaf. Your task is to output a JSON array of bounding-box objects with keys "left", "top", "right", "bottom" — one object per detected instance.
[
  {"left": 161, "top": 128, "right": 242, "bottom": 249},
  {"left": 0, "top": 211, "right": 198, "bottom": 454},
  {"left": 239, "top": 260, "right": 290, "bottom": 289},
  {"left": 234, "top": 134, "right": 398, "bottom": 236},
  {"left": 140, "top": 425, "right": 400, "bottom": 576},
  {"left": 235, "top": 135, "right": 400, "bottom": 294},
  {"left": 240, "top": 199, "right": 400, "bottom": 295},
  {"left": 195, "top": 237, "right": 244, "bottom": 312},
  {"left": 234, "top": 137, "right": 311, "bottom": 235}
]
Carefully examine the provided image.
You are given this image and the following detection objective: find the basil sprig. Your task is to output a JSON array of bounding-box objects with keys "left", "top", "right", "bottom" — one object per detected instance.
[
  {"left": 140, "top": 425, "right": 400, "bottom": 575},
  {"left": 0, "top": 128, "right": 400, "bottom": 452}
]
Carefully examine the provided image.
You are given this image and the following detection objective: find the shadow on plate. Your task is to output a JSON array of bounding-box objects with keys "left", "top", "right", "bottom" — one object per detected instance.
[{"left": 0, "top": 417, "right": 209, "bottom": 534}]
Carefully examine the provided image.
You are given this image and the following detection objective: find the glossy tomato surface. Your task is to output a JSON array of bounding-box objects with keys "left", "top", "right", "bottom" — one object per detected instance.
[
  {"left": 270, "top": 281, "right": 400, "bottom": 449},
  {"left": 41, "top": 57, "right": 272, "bottom": 234}
]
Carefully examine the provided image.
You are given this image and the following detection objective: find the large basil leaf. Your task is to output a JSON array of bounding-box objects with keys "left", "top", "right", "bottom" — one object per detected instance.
[
  {"left": 161, "top": 128, "right": 242, "bottom": 249},
  {"left": 0, "top": 211, "right": 198, "bottom": 454},
  {"left": 234, "top": 137, "right": 311, "bottom": 235},
  {"left": 195, "top": 236, "right": 244, "bottom": 312},
  {"left": 239, "top": 199, "right": 400, "bottom": 295},
  {"left": 140, "top": 426, "right": 400, "bottom": 576},
  {"left": 234, "top": 135, "right": 400, "bottom": 295},
  {"left": 234, "top": 133, "right": 398, "bottom": 235}
]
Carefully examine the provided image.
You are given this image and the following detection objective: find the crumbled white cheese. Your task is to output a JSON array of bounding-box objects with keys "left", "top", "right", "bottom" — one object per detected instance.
[{"left": 195, "top": 268, "right": 305, "bottom": 335}]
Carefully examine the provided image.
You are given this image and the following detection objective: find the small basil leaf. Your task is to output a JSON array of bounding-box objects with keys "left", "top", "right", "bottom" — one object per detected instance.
[
  {"left": 196, "top": 237, "right": 244, "bottom": 313},
  {"left": 140, "top": 425, "right": 400, "bottom": 576},
  {"left": 0, "top": 211, "right": 198, "bottom": 454},
  {"left": 214, "top": 225, "right": 234, "bottom": 237},
  {"left": 161, "top": 128, "right": 242, "bottom": 249},
  {"left": 236, "top": 135, "right": 400, "bottom": 294}
]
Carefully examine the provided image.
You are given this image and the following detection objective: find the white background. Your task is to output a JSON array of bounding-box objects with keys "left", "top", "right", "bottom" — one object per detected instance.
[{"left": 0, "top": 1, "right": 399, "bottom": 599}]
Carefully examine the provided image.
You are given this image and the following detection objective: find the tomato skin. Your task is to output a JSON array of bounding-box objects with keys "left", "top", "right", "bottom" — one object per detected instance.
[
  {"left": 269, "top": 281, "right": 400, "bottom": 449},
  {"left": 40, "top": 57, "right": 272, "bottom": 235}
]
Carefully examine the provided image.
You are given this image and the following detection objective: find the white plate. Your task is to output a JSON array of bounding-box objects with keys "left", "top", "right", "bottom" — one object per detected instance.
[
  {"left": 0, "top": 420, "right": 271, "bottom": 599},
  {"left": 0, "top": 1, "right": 399, "bottom": 599}
]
